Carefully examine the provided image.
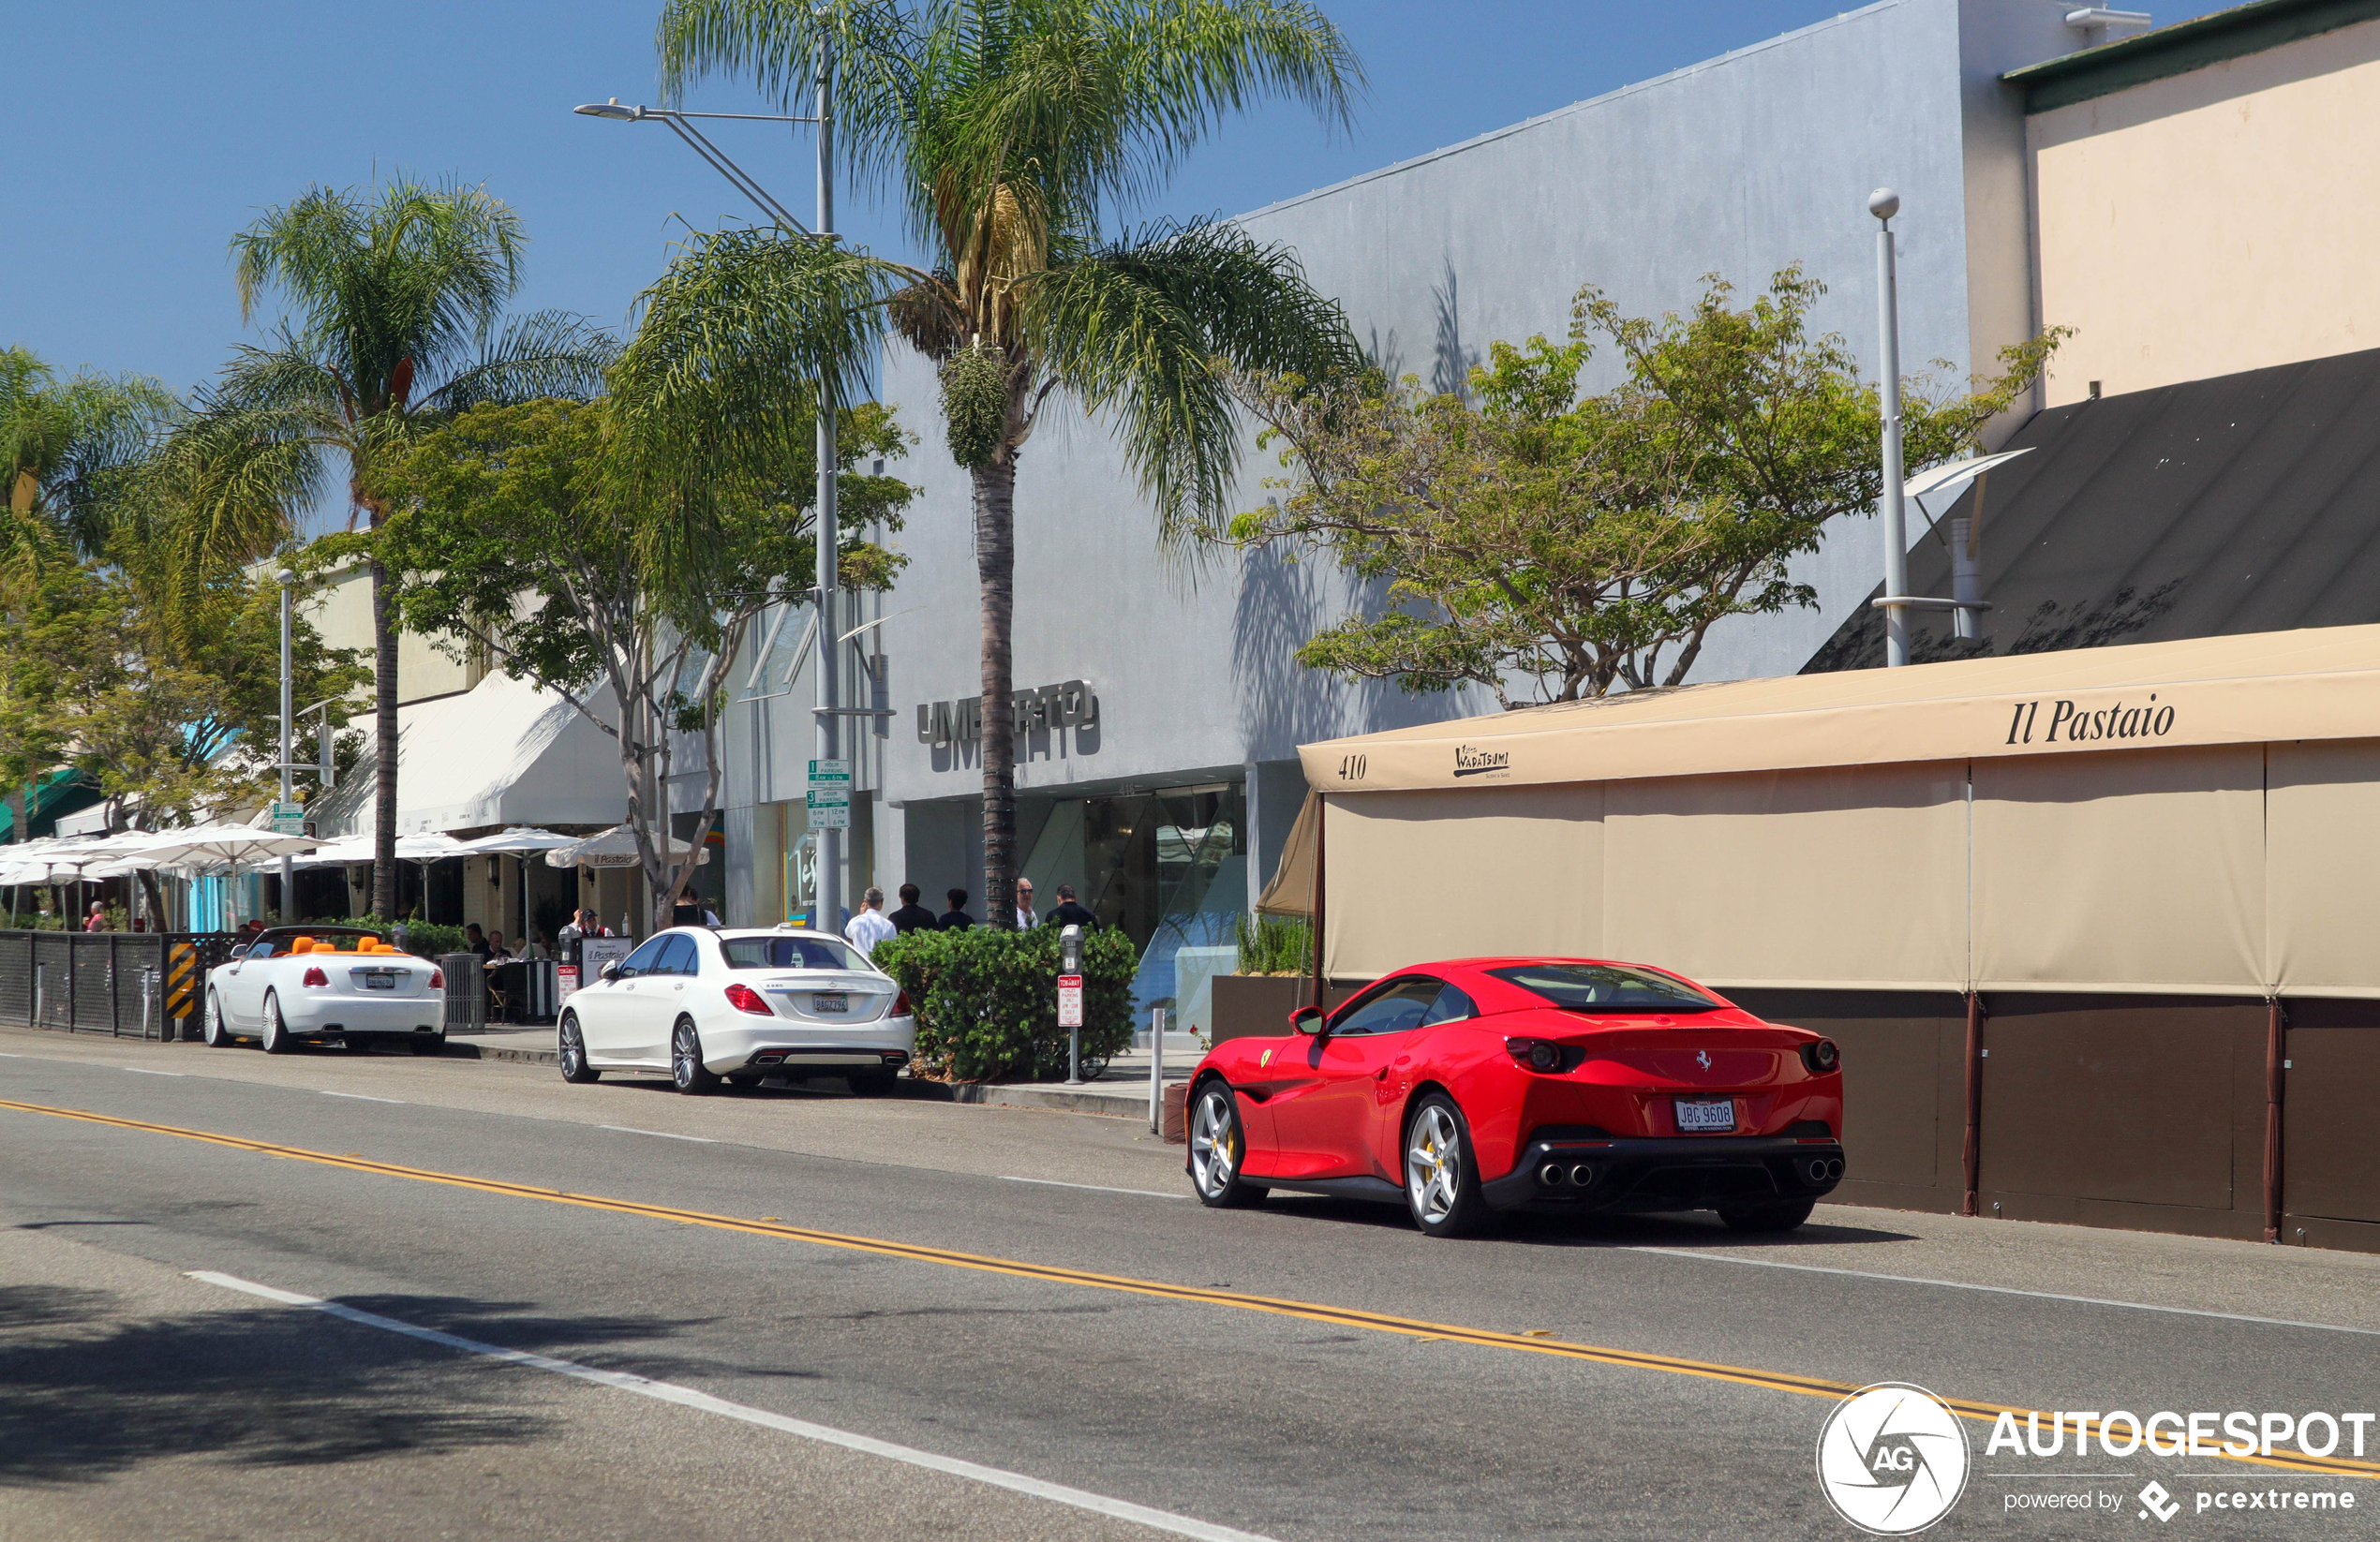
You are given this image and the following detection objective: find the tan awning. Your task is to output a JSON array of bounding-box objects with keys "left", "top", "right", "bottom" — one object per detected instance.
[
  {"left": 1298, "top": 624, "right": 2380, "bottom": 793},
  {"left": 1253, "top": 790, "right": 1320, "bottom": 917}
]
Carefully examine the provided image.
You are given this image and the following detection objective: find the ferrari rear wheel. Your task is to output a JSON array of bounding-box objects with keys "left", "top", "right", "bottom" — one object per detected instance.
[
  {"left": 1718, "top": 1198, "right": 1815, "bottom": 1234},
  {"left": 1404, "top": 1094, "right": 1491, "bottom": 1238},
  {"left": 1188, "top": 1080, "right": 1267, "bottom": 1208}
]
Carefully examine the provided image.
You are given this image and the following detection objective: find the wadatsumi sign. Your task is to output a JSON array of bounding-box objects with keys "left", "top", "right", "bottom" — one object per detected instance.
[{"left": 917, "top": 679, "right": 1097, "bottom": 750}]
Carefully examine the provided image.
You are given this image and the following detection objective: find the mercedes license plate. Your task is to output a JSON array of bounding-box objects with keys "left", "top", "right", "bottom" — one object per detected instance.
[
  {"left": 811, "top": 992, "right": 848, "bottom": 1015},
  {"left": 362, "top": 971, "right": 396, "bottom": 991},
  {"left": 1674, "top": 1097, "right": 1735, "bottom": 1133}
]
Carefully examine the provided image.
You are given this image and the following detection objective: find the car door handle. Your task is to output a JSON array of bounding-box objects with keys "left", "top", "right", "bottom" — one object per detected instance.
[{"left": 1374, "top": 1066, "right": 1391, "bottom": 1081}]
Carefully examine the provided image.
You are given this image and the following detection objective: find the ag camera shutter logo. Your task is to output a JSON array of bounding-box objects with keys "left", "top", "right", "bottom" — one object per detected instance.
[{"left": 1816, "top": 1383, "right": 1971, "bottom": 1535}]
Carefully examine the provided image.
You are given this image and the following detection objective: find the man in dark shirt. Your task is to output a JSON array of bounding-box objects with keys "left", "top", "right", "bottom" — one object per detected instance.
[
  {"left": 1044, "top": 882, "right": 1098, "bottom": 930},
  {"left": 887, "top": 882, "right": 939, "bottom": 935},
  {"left": 938, "top": 888, "right": 975, "bottom": 929}
]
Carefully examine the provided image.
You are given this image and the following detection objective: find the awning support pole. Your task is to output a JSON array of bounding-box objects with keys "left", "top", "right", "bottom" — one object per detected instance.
[
  {"left": 1960, "top": 990, "right": 1983, "bottom": 1218},
  {"left": 1872, "top": 188, "right": 1911, "bottom": 668},
  {"left": 2265, "top": 997, "right": 2286, "bottom": 1244},
  {"left": 1308, "top": 798, "right": 1326, "bottom": 1014}
]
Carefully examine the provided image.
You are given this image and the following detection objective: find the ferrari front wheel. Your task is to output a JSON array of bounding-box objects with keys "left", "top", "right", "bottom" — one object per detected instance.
[
  {"left": 1188, "top": 1081, "right": 1267, "bottom": 1208},
  {"left": 1404, "top": 1093, "right": 1491, "bottom": 1238}
]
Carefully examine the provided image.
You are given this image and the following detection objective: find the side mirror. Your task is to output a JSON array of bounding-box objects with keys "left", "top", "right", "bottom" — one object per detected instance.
[
  {"left": 1289, "top": 1005, "right": 1325, "bottom": 1036},
  {"left": 599, "top": 961, "right": 621, "bottom": 983}
]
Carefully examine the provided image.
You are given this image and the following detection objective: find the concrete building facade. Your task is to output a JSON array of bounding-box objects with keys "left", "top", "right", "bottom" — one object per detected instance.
[{"left": 715, "top": 0, "right": 2130, "bottom": 1022}]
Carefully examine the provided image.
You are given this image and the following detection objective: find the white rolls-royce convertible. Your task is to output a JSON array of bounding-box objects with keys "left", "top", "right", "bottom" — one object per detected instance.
[{"left": 201, "top": 926, "right": 447, "bottom": 1054}]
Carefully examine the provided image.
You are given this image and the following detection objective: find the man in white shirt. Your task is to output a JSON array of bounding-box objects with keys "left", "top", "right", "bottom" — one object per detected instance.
[
  {"left": 844, "top": 887, "right": 898, "bottom": 955},
  {"left": 1014, "top": 879, "right": 1038, "bottom": 929}
]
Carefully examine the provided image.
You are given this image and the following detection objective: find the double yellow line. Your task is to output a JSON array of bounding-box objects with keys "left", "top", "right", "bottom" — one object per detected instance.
[{"left": 7, "top": 1093, "right": 2374, "bottom": 1481}]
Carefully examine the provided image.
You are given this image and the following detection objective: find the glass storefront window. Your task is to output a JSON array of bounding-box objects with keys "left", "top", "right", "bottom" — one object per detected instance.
[{"left": 1020, "top": 781, "right": 1246, "bottom": 1025}]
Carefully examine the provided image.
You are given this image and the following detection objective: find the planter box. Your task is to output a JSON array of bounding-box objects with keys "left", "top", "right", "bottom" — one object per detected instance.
[{"left": 1211, "top": 974, "right": 1364, "bottom": 1044}]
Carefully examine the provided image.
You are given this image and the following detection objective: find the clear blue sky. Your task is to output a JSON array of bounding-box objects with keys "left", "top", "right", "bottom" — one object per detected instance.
[{"left": 9, "top": 2, "right": 2222, "bottom": 407}]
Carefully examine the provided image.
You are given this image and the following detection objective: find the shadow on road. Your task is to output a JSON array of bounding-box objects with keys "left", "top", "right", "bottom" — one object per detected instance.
[
  {"left": 0, "top": 1278, "right": 720, "bottom": 1488},
  {"left": 1252, "top": 1195, "right": 1918, "bottom": 1249}
]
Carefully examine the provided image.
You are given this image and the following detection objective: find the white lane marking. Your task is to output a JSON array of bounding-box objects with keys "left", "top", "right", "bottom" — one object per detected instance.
[
  {"left": 320, "top": 1090, "right": 405, "bottom": 1105},
  {"left": 1627, "top": 1247, "right": 2380, "bottom": 1338},
  {"left": 189, "top": 1269, "right": 1277, "bottom": 1542},
  {"left": 597, "top": 1125, "right": 716, "bottom": 1144},
  {"left": 1001, "top": 1176, "right": 1186, "bottom": 1200},
  {"left": 0, "top": 1052, "right": 22, "bottom": 1057},
  {"left": 121, "top": 1067, "right": 186, "bottom": 1077}
]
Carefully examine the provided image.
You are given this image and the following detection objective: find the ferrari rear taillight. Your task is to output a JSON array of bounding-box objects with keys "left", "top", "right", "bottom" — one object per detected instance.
[
  {"left": 1506, "top": 1037, "right": 1561, "bottom": 1072},
  {"left": 1800, "top": 1038, "right": 1840, "bottom": 1075},
  {"left": 427, "top": 968, "right": 444, "bottom": 989},
  {"left": 724, "top": 983, "right": 774, "bottom": 1016},
  {"left": 301, "top": 966, "right": 329, "bottom": 988}
]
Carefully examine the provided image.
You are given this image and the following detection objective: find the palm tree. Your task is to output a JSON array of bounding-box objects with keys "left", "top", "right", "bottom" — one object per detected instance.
[
  {"left": 0, "top": 346, "right": 178, "bottom": 571},
  {"left": 638, "top": 0, "right": 1365, "bottom": 927},
  {"left": 197, "top": 178, "right": 605, "bottom": 917},
  {"left": 0, "top": 346, "right": 179, "bottom": 843}
]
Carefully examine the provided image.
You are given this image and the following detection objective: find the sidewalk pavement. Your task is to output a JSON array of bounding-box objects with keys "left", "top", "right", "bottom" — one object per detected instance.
[{"left": 439, "top": 1026, "right": 1197, "bottom": 1129}]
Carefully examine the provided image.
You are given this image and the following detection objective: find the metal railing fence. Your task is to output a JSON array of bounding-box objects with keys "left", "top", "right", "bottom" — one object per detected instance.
[{"left": 0, "top": 930, "right": 237, "bottom": 1040}]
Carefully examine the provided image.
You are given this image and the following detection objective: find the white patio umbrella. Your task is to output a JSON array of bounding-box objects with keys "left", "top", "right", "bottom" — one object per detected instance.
[
  {"left": 458, "top": 828, "right": 580, "bottom": 949},
  {"left": 543, "top": 824, "right": 710, "bottom": 869},
  {"left": 127, "top": 823, "right": 320, "bottom": 930}
]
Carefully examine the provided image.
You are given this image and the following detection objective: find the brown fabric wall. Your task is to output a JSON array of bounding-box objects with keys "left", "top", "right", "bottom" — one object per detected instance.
[
  {"left": 1603, "top": 763, "right": 1967, "bottom": 990},
  {"left": 2280, "top": 997, "right": 2380, "bottom": 1247},
  {"left": 1322, "top": 785, "right": 1602, "bottom": 980},
  {"left": 1725, "top": 988, "right": 1967, "bottom": 1213},
  {"left": 1972, "top": 746, "right": 2266, "bottom": 993},
  {"left": 1975, "top": 994, "right": 2268, "bottom": 1240}
]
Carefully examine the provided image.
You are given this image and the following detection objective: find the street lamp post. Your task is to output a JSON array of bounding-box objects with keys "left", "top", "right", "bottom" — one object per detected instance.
[
  {"left": 1870, "top": 187, "right": 1911, "bottom": 669},
  {"left": 573, "top": 76, "right": 845, "bottom": 931},
  {"left": 277, "top": 568, "right": 296, "bottom": 923},
  {"left": 812, "top": 39, "right": 843, "bottom": 941}
]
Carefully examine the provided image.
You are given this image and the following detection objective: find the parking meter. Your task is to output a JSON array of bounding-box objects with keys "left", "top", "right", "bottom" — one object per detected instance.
[{"left": 1058, "top": 925, "right": 1085, "bottom": 1083}]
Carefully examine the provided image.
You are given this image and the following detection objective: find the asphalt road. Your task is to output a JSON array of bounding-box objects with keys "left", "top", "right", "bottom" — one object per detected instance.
[{"left": 4, "top": 1028, "right": 2378, "bottom": 1541}]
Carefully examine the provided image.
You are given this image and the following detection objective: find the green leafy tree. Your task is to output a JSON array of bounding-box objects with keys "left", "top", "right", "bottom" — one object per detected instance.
[
  {"left": 188, "top": 178, "right": 607, "bottom": 919},
  {"left": 379, "top": 395, "right": 913, "bottom": 929},
  {"left": 632, "top": 0, "right": 1366, "bottom": 927},
  {"left": 1224, "top": 268, "right": 2064, "bottom": 704}
]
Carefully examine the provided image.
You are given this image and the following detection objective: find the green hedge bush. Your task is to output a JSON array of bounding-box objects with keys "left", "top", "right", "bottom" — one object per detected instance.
[{"left": 873, "top": 925, "right": 1138, "bottom": 1082}]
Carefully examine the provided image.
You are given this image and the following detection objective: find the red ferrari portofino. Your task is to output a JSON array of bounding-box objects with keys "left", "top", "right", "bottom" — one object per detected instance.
[{"left": 1183, "top": 957, "right": 1845, "bottom": 1238}]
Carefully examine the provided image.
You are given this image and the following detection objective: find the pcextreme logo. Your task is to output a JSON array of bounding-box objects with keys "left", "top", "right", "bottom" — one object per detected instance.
[{"left": 1816, "top": 1384, "right": 1971, "bottom": 1535}]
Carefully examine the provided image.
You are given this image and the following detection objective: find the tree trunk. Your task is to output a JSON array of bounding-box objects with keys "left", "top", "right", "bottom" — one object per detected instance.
[
  {"left": 369, "top": 556, "right": 399, "bottom": 919},
  {"left": 974, "top": 456, "right": 1018, "bottom": 929}
]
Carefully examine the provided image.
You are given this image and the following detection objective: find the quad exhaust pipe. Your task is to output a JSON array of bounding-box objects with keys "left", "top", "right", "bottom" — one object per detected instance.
[
  {"left": 1805, "top": 1156, "right": 1844, "bottom": 1182},
  {"left": 1538, "top": 1162, "right": 1597, "bottom": 1187}
]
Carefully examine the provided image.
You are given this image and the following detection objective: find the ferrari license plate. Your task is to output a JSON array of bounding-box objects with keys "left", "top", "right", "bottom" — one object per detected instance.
[
  {"left": 1674, "top": 1097, "right": 1735, "bottom": 1133},
  {"left": 811, "top": 992, "right": 849, "bottom": 1015},
  {"left": 362, "top": 971, "right": 396, "bottom": 991}
]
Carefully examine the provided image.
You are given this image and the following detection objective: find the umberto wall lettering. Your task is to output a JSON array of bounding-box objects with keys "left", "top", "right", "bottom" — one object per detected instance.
[
  {"left": 2004, "top": 693, "right": 2176, "bottom": 747},
  {"left": 917, "top": 679, "right": 1098, "bottom": 749}
]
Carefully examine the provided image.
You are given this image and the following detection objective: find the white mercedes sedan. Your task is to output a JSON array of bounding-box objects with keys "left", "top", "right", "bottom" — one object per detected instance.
[{"left": 557, "top": 927, "right": 916, "bottom": 1094}]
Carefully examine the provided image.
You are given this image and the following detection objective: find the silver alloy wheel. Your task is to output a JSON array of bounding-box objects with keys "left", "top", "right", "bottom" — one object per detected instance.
[
  {"left": 559, "top": 1017, "right": 585, "bottom": 1076},
  {"left": 672, "top": 1021, "right": 699, "bottom": 1089},
  {"left": 1406, "top": 1105, "right": 1462, "bottom": 1225},
  {"left": 1189, "top": 1087, "right": 1238, "bottom": 1199},
  {"left": 260, "top": 992, "right": 290, "bottom": 1054},
  {"left": 203, "top": 991, "right": 230, "bottom": 1046}
]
